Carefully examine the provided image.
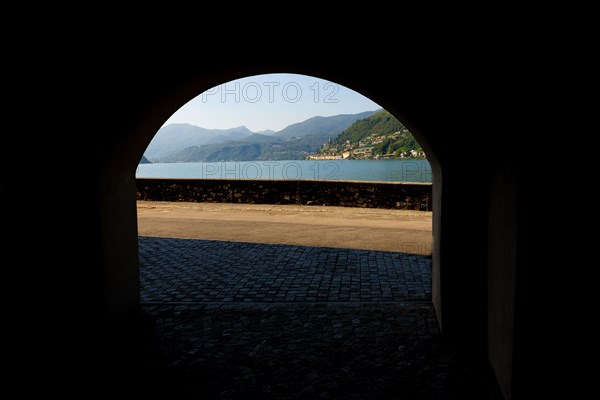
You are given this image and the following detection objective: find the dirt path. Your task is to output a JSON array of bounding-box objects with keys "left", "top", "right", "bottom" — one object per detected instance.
[{"left": 137, "top": 201, "right": 432, "bottom": 254}]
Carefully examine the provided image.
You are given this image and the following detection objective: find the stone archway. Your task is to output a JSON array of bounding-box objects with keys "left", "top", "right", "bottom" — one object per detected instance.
[
  {"left": 96, "top": 60, "right": 494, "bottom": 378},
  {"left": 99, "top": 69, "right": 443, "bottom": 325},
  {"left": 27, "top": 41, "right": 534, "bottom": 400}
]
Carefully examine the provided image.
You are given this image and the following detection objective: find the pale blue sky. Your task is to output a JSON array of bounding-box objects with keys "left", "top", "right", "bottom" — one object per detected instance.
[{"left": 162, "top": 73, "right": 381, "bottom": 132}]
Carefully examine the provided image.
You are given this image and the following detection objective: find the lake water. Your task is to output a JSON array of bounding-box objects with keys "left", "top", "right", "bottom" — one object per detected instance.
[{"left": 136, "top": 159, "right": 432, "bottom": 183}]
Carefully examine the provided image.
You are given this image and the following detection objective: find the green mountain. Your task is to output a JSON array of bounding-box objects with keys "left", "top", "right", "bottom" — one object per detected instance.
[
  {"left": 163, "top": 111, "right": 376, "bottom": 162},
  {"left": 319, "top": 110, "right": 424, "bottom": 159},
  {"left": 170, "top": 141, "right": 268, "bottom": 162},
  {"left": 145, "top": 124, "right": 254, "bottom": 160},
  {"left": 275, "top": 112, "right": 374, "bottom": 139}
]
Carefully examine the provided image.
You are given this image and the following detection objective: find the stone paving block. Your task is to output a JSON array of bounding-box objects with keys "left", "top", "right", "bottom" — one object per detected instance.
[
  {"left": 138, "top": 302, "right": 498, "bottom": 399},
  {"left": 133, "top": 237, "right": 498, "bottom": 398},
  {"left": 139, "top": 237, "right": 432, "bottom": 304}
]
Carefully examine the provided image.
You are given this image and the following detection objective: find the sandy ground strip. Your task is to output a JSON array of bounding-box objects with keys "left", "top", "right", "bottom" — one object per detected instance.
[{"left": 137, "top": 201, "right": 432, "bottom": 255}]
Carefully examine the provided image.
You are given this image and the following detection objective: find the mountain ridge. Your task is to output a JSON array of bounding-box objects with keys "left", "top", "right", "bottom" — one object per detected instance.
[{"left": 147, "top": 111, "right": 378, "bottom": 162}]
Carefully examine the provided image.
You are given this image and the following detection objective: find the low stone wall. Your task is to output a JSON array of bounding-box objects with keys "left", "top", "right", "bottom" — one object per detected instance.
[{"left": 136, "top": 179, "right": 433, "bottom": 210}]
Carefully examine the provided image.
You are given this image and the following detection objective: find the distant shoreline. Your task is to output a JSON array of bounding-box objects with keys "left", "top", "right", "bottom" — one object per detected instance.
[
  {"left": 146, "top": 158, "right": 428, "bottom": 163},
  {"left": 137, "top": 159, "right": 432, "bottom": 183}
]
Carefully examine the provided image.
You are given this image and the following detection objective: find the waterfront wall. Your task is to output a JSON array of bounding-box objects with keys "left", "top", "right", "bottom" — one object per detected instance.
[{"left": 136, "top": 178, "right": 433, "bottom": 210}]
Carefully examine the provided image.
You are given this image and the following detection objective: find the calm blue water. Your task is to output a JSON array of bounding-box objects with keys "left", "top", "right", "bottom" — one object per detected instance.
[{"left": 136, "top": 159, "right": 431, "bottom": 183}]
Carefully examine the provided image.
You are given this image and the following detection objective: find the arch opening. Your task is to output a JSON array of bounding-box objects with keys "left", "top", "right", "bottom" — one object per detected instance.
[{"left": 136, "top": 72, "right": 436, "bottom": 288}]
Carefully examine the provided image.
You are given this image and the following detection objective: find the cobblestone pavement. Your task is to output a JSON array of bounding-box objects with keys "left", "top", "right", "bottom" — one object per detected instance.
[
  {"left": 139, "top": 237, "right": 431, "bottom": 304},
  {"left": 138, "top": 237, "right": 500, "bottom": 399}
]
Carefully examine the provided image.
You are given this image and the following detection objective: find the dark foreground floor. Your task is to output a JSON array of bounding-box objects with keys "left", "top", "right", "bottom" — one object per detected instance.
[{"left": 136, "top": 237, "right": 501, "bottom": 399}]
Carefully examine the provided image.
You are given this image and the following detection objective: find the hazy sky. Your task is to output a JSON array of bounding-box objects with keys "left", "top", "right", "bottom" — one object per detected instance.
[{"left": 162, "top": 73, "right": 381, "bottom": 132}]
